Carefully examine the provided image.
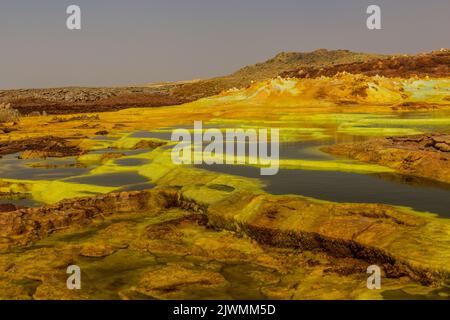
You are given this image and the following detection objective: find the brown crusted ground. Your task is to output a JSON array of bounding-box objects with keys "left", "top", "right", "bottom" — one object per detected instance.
[
  {"left": 0, "top": 136, "right": 82, "bottom": 157},
  {"left": 323, "top": 134, "right": 450, "bottom": 184},
  {"left": 0, "top": 203, "right": 23, "bottom": 213},
  {"left": 0, "top": 87, "right": 192, "bottom": 115},
  {"left": 281, "top": 49, "right": 450, "bottom": 79}
]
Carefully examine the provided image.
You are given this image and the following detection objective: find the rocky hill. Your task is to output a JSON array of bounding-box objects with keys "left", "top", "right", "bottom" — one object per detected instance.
[
  {"left": 280, "top": 49, "right": 450, "bottom": 79},
  {"left": 0, "top": 49, "right": 384, "bottom": 114},
  {"left": 2, "top": 49, "right": 448, "bottom": 116},
  {"left": 171, "top": 49, "right": 385, "bottom": 99}
]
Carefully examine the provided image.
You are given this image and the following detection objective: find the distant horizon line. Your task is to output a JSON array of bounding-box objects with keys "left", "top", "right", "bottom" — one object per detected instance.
[{"left": 1, "top": 47, "right": 448, "bottom": 91}]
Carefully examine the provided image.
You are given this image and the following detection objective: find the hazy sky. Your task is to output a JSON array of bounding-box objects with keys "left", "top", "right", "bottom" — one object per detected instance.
[{"left": 0, "top": 0, "right": 449, "bottom": 89}]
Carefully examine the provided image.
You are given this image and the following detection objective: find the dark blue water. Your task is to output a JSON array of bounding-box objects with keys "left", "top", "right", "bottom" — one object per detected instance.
[
  {"left": 114, "top": 158, "right": 150, "bottom": 166},
  {"left": 196, "top": 164, "right": 450, "bottom": 217},
  {"left": 64, "top": 172, "right": 149, "bottom": 187},
  {"left": 0, "top": 154, "right": 90, "bottom": 180}
]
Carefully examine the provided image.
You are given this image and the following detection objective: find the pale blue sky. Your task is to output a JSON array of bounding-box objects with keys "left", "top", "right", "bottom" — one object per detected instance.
[{"left": 0, "top": 0, "right": 449, "bottom": 89}]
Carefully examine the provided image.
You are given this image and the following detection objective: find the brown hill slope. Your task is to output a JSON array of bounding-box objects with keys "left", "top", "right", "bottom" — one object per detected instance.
[
  {"left": 171, "top": 49, "right": 385, "bottom": 99},
  {"left": 280, "top": 49, "right": 450, "bottom": 79}
]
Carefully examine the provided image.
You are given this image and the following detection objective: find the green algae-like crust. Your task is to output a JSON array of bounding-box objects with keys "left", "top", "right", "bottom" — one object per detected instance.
[
  {"left": 278, "top": 159, "right": 395, "bottom": 173},
  {"left": 1, "top": 178, "right": 116, "bottom": 204}
]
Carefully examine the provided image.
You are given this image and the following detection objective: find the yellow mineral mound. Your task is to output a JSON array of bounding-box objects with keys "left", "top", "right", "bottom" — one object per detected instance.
[{"left": 190, "top": 74, "right": 450, "bottom": 108}]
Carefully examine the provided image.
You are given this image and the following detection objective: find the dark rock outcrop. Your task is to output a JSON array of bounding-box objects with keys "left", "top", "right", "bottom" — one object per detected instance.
[{"left": 281, "top": 49, "right": 450, "bottom": 79}]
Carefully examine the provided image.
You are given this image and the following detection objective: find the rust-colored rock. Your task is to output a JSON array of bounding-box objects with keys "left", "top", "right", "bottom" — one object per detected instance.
[
  {"left": 323, "top": 134, "right": 450, "bottom": 184},
  {"left": 281, "top": 49, "right": 450, "bottom": 79},
  {"left": 0, "top": 203, "right": 24, "bottom": 212},
  {"left": 132, "top": 140, "right": 167, "bottom": 150},
  {"left": 0, "top": 136, "right": 82, "bottom": 157},
  {"left": 0, "top": 188, "right": 180, "bottom": 247}
]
